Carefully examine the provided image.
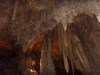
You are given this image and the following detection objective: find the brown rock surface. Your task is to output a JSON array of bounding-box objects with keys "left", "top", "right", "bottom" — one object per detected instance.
[{"left": 0, "top": 0, "right": 100, "bottom": 75}]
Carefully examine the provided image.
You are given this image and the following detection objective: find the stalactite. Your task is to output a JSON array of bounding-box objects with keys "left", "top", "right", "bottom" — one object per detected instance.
[
  {"left": 40, "top": 39, "right": 48, "bottom": 75},
  {"left": 12, "top": 0, "right": 19, "bottom": 20},
  {"left": 40, "top": 50, "right": 46, "bottom": 74},
  {"left": 47, "top": 37, "right": 56, "bottom": 75},
  {"left": 57, "top": 23, "right": 69, "bottom": 73},
  {"left": 62, "top": 47, "right": 69, "bottom": 73},
  {"left": 40, "top": 34, "right": 55, "bottom": 75},
  {"left": 57, "top": 24, "right": 63, "bottom": 53},
  {"left": 67, "top": 29, "right": 74, "bottom": 75}
]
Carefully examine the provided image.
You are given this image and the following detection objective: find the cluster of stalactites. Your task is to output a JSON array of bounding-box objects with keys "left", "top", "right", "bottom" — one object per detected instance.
[
  {"left": 40, "top": 23, "right": 74, "bottom": 75},
  {"left": 40, "top": 21, "right": 94, "bottom": 75},
  {"left": 54, "top": 0, "right": 100, "bottom": 31}
]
